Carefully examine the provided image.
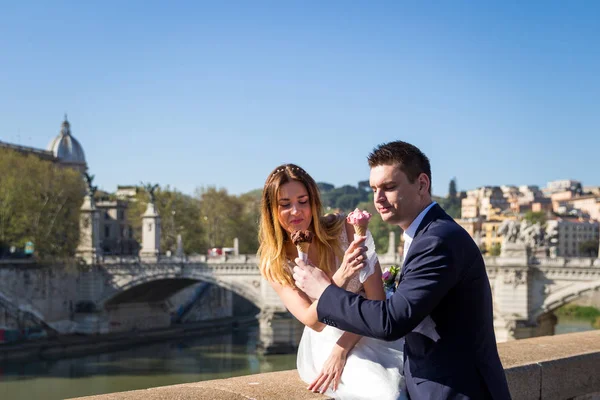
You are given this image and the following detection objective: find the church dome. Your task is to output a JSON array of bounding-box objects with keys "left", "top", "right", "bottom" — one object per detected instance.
[{"left": 47, "top": 116, "right": 86, "bottom": 165}]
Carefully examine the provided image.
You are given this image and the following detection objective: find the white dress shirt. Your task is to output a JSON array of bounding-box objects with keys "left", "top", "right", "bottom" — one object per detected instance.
[
  {"left": 402, "top": 201, "right": 437, "bottom": 262},
  {"left": 401, "top": 201, "right": 440, "bottom": 342}
]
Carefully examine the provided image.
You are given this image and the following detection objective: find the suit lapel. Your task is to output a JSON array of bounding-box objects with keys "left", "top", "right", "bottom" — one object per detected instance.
[{"left": 399, "top": 204, "right": 446, "bottom": 281}]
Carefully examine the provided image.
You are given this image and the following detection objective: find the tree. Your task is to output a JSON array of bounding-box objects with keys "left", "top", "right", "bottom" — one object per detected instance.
[
  {"left": 127, "top": 185, "right": 205, "bottom": 255},
  {"left": 579, "top": 239, "right": 599, "bottom": 257},
  {"left": 367, "top": 213, "right": 403, "bottom": 254},
  {"left": 489, "top": 243, "right": 502, "bottom": 256},
  {"left": 237, "top": 192, "right": 261, "bottom": 253},
  {"left": 448, "top": 178, "right": 457, "bottom": 199},
  {"left": 358, "top": 180, "right": 371, "bottom": 192},
  {"left": 335, "top": 194, "right": 362, "bottom": 211},
  {"left": 317, "top": 182, "right": 334, "bottom": 192},
  {"left": 0, "top": 148, "right": 85, "bottom": 258},
  {"left": 197, "top": 186, "right": 240, "bottom": 249},
  {"left": 524, "top": 211, "right": 547, "bottom": 226},
  {"left": 435, "top": 178, "right": 461, "bottom": 219}
]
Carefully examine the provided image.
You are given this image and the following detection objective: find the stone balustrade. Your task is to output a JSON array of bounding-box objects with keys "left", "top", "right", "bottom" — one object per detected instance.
[{"left": 69, "top": 330, "right": 600, "bottom": 400}]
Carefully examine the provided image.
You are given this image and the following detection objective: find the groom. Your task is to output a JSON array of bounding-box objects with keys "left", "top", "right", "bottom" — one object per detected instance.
[{"left": 293, "top": 141, "right": 511, "bottom": 399}]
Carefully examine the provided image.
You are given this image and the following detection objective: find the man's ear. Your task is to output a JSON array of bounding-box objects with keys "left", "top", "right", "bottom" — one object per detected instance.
[{"left": 418, "top": 173, "right": 430, "bottom": 193}]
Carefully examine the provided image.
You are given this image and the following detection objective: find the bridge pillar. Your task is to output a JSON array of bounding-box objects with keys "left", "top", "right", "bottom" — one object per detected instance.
[
  {"left": 494, "top": 312, "right": 557, "bottom": 342},
  {"left": 386, "top": 231, "right": 397, "bottom": 257},
  {"left": 257, "top": 308, "right": 303, "bottom": 355},
  {"left": 140, "top": 201, "right": 161, "bottom": 262},
  {"left": 76, "top": 193, "right": 102, "bottom": 264},
  {"left": 491, "top": 257, "right": 560, "bottom": 341}
]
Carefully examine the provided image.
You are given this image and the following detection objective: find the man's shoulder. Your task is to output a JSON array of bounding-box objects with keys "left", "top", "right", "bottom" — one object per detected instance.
[{"left": 422, "top": 215, "right": 475, "bottom": 247}]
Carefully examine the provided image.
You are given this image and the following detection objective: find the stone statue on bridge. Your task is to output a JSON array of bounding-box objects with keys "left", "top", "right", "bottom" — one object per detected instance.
[
  {"left": 498, "top": 219, "right": 546, "bottom": 259},
  {"left": 84, "top": 173, "right": 97, "bottom": 198},
  {"left": 498, "top": 220, "right": 545, "bottom": 248},
  {"left": 141, "top": 182, "right": 159, "bottom": 204},
  {"left": 498, "top": 220, "right": 520, "bottom": 244},
  {"left": 519, "top": 220, "right": 545, "bottom": 249},
  {"left": 545, "top": 223, "right": 559, "bottom": 258}
]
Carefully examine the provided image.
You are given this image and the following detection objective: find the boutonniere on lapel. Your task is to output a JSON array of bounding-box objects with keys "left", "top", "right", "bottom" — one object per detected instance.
[{"left": 382, "top": 265, "right": 400, "bottom": 299}]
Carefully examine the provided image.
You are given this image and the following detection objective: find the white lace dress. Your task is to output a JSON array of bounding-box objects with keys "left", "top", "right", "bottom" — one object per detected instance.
[{"left": 296, "top": 231, "right": 407, "bottom": 400}]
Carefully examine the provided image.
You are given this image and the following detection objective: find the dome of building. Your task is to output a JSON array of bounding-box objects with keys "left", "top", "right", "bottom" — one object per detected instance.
[{"left": 47, "top": 116, "right": 86, "bottom": 166}]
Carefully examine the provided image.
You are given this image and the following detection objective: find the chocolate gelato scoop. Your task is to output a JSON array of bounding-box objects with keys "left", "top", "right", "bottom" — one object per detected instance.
[{"left": 291, "top": 230, "right": 313, "bottom": 245}]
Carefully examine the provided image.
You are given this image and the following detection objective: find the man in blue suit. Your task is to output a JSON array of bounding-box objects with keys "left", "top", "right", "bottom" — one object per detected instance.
[{"left": 293, "top": 141, "right": 511, "bottom": 399}]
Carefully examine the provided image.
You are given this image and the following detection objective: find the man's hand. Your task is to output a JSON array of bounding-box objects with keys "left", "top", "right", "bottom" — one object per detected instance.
[
  {"left": 332, "top": 236, "right": 367, "bottom": 288},
  {"left": 293, "top": 258, "right": 332, "bottom": 300}
]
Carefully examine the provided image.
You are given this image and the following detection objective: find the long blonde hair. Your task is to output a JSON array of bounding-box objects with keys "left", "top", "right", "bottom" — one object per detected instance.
[{"left": 258, "top": 164, "right": 345, "bottom": 287}]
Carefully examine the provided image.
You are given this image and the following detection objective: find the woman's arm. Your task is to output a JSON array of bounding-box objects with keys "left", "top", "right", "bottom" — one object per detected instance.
[
  {"left": 270, "top": 280, "right": 325, "bottom": 332},
  {"left": 333, "top": 223, "right": 385, "bottom": 351},
  {"left": 309, "top": 223, "right": 384, "bottom": 394}
]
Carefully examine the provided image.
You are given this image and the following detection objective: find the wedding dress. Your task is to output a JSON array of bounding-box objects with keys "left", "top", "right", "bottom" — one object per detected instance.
[{"left": 295, "top": 231, "right": 407, "bottom": 400}]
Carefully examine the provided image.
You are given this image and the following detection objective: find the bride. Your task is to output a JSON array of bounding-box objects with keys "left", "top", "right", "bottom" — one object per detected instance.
[{"left": 258, "top": 163, "right": 407, "bottom": 400}]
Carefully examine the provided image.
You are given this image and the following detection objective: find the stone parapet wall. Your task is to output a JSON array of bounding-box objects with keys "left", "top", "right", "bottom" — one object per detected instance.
[{"left": 69, "top": 330, "right": 600, "bottom": 400}]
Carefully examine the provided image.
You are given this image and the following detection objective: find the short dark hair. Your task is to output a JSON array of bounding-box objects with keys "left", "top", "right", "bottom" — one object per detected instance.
[{"left": 368, "top": 141, "right": 432, "bottom": 194}]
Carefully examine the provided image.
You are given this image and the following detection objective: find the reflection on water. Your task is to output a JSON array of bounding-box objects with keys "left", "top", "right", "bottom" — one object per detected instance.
[
  {"left": 0, "top": 324, "right": 296, "bottom": 400},
  {"left": 555, "top": 316, "right": 596, "bottom": 335}
]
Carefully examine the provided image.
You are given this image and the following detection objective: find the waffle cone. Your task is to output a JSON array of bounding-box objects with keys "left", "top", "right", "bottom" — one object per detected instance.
[
  {"left": 353, "top": 224, "right": 368, "bottom": 236},
  {"left": 296, "top": 242, "right": 310, "bottom": 254}
]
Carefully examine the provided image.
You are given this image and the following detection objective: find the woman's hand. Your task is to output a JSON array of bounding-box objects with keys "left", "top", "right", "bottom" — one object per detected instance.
[
  {"left": 308, "top": 345, "right": 348, "bottom": 394},
  {"left": 332, "top": 236, "right": 368, "bottom": 288}
]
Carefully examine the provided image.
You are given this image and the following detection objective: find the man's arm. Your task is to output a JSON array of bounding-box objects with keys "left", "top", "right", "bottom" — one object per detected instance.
[{"left": 317, "top": 236, "right": 462, "bottom": 340}]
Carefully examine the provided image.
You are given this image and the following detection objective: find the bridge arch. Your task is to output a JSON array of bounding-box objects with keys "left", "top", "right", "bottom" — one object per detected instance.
[
  {"left": 535, "top": 278, "right": 600, "bottom": 320},
  {"left": 98, "top": 272, "right": 263, "bottom": 310}
]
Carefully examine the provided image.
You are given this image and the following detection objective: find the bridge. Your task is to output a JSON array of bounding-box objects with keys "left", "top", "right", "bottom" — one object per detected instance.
[{"left": 1, "top": 252, "right": 599, "bottom": 352}]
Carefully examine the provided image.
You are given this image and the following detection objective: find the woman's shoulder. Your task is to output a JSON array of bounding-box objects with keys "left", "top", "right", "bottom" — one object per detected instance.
[
  {"left": 320, "top": 212, "right": 344, "bottom": 226},
  {"left": 321, "top": 212, "right": 354, "bottom": 242}
]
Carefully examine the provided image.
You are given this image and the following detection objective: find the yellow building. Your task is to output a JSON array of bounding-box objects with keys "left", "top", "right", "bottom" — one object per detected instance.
[
  {"left": 479, "top": 208, "right": 519, "bottom": 254},
  {"left": 481, "top": 219, "right": 503, "bottom": 253}
]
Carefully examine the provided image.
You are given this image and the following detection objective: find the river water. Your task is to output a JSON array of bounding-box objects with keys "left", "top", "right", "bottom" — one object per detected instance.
[
  {"left": 0, "top": 318, "right": 596, "bottom": 400},
  {"left": 0, "top": 323, "right": 296, "bottom": 400}
]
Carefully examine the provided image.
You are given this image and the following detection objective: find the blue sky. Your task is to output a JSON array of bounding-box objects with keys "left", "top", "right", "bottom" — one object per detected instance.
[{"left": 1, "top": 1, "right": 598, "bottom": 197}]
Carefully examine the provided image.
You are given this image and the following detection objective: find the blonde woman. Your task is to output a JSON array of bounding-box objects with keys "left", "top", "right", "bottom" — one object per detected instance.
[{"left": 258, "top": 163, "right": 407, "bottom": 400}]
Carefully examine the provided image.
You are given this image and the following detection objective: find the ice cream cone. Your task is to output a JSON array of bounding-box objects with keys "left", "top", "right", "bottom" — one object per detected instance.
[
  {"left": 353, "top": 224, "right": 368, "bottom": 237},
  {"left": 296, "top": 242, "right": 310, "bottom": 255},
  {"left": 296, "top": 242, "right": 310, "bottom": 262},
  {"left": 347, "top": 209, "right": 372, "bottom": 237},
  {"left": 291, "top": 230, "right": 313, "bottom": 262}
]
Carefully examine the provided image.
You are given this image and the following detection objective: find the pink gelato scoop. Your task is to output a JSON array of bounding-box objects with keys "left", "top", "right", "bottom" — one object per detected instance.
[{"left": 346, "top": 208, "right": 372, "bottom": 226}]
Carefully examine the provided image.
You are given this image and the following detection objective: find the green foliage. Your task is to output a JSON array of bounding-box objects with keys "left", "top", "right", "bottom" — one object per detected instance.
[
  {"left": 555, "top": 304, "right": 600, "bottom": 323},
  {"left": 236, "top": 192, "right": 261, "bottom": 253},
  {"left": 335, "top": 194, "right": 363, "bottom": 210},
  {"left": 126, "top": 185, "right": 262, "bottom": 255},
  {"left": 524, "top": 211, "right": 547, "bottom": 225},
  {"left": 368, "top": 213, "right": 402, "bottom": 253},
  {"left": 437, "top": 197, "right": 461, "bottom": 219},
  {"left": 0, "top": 148, "right": 85, "bottom": 258},
  {"left": 317, "top": 182, "right": 335, "bottom": 193},
  {"left": 127, "top": 186, "right": 204, "bottom": 255},
  {"left": 357, "top": 180, "right": 370, "bottom": 192},
  {"left": 433, "top": 179, "right": 462, "bottom": 219},
  {"left": 489, "top": 243, "right": 501, "bottom": 256},
  {"left": 579, "top": 239, "right": 599, "bottom": 257},
  {"left": 448, "top": 178, "right": 457, "bottom": 199},
  {"left": 319, "top": 182, "right": 370, "bottom": 212}
]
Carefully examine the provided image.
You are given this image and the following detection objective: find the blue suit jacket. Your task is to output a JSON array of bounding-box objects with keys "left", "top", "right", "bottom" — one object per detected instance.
[{"left": 317, "top": 204, "right": 511, "bottom": 399}]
